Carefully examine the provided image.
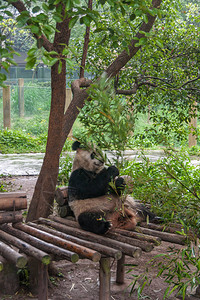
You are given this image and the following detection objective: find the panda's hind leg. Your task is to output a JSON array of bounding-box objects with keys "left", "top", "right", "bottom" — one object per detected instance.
[{"left": 78, "top": 212, "right": 111, "bottom": 234}]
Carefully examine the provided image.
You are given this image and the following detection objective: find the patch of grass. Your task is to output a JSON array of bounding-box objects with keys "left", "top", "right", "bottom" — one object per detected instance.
[{"left": 0, "top": 129, "right": 46, "bottom": 153}]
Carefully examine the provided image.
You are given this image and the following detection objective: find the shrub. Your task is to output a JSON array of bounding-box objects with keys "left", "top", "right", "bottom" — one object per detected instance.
[{"left": 0, "top": 129, "right": 46, "bottom": 153}]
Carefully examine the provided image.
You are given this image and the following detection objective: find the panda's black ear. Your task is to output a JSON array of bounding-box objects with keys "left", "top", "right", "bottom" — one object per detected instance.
[{"left": 72, "top": 141, "right": 81, "bottom": 150}]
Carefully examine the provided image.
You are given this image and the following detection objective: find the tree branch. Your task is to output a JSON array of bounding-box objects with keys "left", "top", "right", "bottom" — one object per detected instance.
[
  {"left": 179, "top": 76, "right": 200, "bottom": 89},
  {"left": 11, "top": 0, "right": 53, "bottom": 52},
  {"left": 115, "top": 81, "right": 157, "bottom": 95},
  {"left": 105, "top": 0, "right": 162, "bottom": 78},
  {"left": 80, "top": 0, "right": 93, "bottom": 78}
]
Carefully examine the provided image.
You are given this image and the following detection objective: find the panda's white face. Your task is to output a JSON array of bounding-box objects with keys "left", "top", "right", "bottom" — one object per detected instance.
[{"left": 72, "top": 148, "right": 105, "bottom": 173}]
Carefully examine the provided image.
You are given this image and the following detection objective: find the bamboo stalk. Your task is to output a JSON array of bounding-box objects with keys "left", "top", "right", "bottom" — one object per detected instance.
[
  {"left": 29, "top": 221, "right": 122, "bottom": 260},
  {"left": 15, "top": 222, "right": 100, "bottom": 262},
  {"left": 0, "top": 211, "right": 23, "bottom": 224},
  {"left": 0, "top": 226, "right": 51, "bottom": 265},
  {"left": 38, "top": 217, "right": 142, "bottom": 258},
  {"left": 7, "top": 223, "right": 79, "bottom": 263},
  {"left": 0, "top": 241, "right": 27, "bottom": 268}
]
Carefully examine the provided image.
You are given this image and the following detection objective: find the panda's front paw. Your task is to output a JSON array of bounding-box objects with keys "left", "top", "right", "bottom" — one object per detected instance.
[
  {"left": 107, "top": 166, "right": 119, "bottom": 178},
  {"left": 115, "top": 177, "right": 126, "bottom": 194}
]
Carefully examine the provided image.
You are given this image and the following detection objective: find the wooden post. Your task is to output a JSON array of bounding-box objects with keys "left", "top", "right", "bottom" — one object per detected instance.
[
  {"left": 28, "top": 258, "right": 48, "bottom": 299},
  {"left": 0, "top": 257, "right": 19, "bottom": 294},
  {"left": 3, "top": 86, "right": 11, "bottom": 129},
  {"left": 38, "top": 261, "right": 48, "bottom": 300},
  {"left": 18, "top": 78, "right": 24, "bottom": 117},
  {"left": 65, "top": 88, "right": 72, "bottom": 139},
  {"left": 116, "top": 253, "right": 125, "bottom": 284},
  {"left": 189, "top": 102, "right": 197, "bottom": 147},
  {"left": 99, "top": 257, "right": 111, "bottom": 300}
]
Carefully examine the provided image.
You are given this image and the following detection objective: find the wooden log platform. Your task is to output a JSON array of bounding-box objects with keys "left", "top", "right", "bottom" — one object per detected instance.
[{"left": 0, "top": 191, "right": 192, "bottom": 300}]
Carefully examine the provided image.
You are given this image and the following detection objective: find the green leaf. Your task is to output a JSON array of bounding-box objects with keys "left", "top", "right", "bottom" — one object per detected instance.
[
  {"left": 139, "top": 37, "right": 147, "bottom": 45},
  {"left": 48, "top": 51, "right": 59, "bottom": 56},
  {"left": 0, "top": 73, "right": 7, "bottom": 81},
  {"left": 69, "top": 16, "right": 79, "bottom": 29},
  {"left": 48, "top": 58, "right": 59, "bottom": 66},
  {"left": 62, "top": 48, "right": 69, "bottom": 55},
  {"left": 4, "top": 10, "right": 13, "bottom": 17},
  {"left": 53, "top": 13, "right": 63, "bottom": 23},
  {"left": 26, "top": 57, "right": 37, "bottom": 69},
  {"left": 156, "top": 39, "right": 164, "bottom": 49},
  {"left": 32, "top": 6, "right": 41, "bottom": 14},
  {"left": 30, "top": 25, "right": 40, "bottom": 34},
  {"left": 130, "top": 13, "right": 136, "bottom": 21},
  {"left": 144, "top": 14, "right": 148, "bottom": 24},
  {"left": 135, "top": 9, "right": 142, "bottom": 16},
  {"left": 58, "top": 60, "right": 62, "bottom": 74},
  {"left": 42, "top": 3, "right": 49, "bottom": 12},
  {"left": 27, "top": 48, "right": 37, "bottom": 56},
  {"left": 80, "top": 16, "right": 92, "bottom": 27}
]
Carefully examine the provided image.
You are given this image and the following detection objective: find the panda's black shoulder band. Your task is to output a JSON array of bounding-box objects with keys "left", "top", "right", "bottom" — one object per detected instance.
[{"left": 72, "top": 141, "right": 81, "bottom": 150}]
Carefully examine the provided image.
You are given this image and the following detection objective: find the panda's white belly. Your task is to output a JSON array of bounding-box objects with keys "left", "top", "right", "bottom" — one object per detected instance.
[{"left": 69, "top": 194, "right": 137, "bottom": 220}]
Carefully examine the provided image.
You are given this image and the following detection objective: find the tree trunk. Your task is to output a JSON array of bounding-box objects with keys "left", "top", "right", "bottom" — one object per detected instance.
[{"left": 26, "top": 61, "right": 66, "bottom": 222}]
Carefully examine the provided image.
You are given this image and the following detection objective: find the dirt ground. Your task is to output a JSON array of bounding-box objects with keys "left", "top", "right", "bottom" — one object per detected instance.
[{"left": 0, "top": 176, "right": 199, "bottom": 300}]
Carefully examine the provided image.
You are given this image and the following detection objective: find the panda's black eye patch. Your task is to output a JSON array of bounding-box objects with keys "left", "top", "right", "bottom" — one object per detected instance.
[{"left": 90, "top": 152, "right": 96, "bottom": 159}]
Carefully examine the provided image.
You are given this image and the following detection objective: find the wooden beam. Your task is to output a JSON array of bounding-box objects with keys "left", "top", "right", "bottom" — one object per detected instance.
[
  {"left": 15, "top": 222, "right": 99, "bottom": 262},
  {"left": 0, "top": 211, "right": 23, "bottom": 224},
  {"left": 0, "top": 226, "right": 51, "bottom": 265},
  {"left": 29, "top": 221, "right": 122, "bottom": 260},
  {"left": 114, "top": 228, "right": 161, "bottom": 245},
  {"left": 9, "top": 223, "right": 79, "bottom": 263},
  {"left": 135, "top": 226, "right": 186, "bottom": 245},
  {"left": 106, "top": 232, "right": 154, "bottom": 252},
  {"left": 39, "top": 217, "right": 142, "bottom": 258},
  {"left": 0, "top": 241, "right": 27, "bottom": 268},
  {"left": 0, "top": 192, "right": 27, "bottom": 211}
]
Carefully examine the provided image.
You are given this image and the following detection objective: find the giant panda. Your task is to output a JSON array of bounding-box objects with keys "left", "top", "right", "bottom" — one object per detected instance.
[{"left": 68, "top": 141, "right": 156, "bottom": 235}]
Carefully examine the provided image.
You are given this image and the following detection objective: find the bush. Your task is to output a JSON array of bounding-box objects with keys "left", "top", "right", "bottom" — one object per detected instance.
[
  {"left": 122, "top": 148, "right": 200, "bottom": 232},
  {"left": 0, "top": 129, "right": 46, "bottom": 153},
  {"left": 57, "top": 154, "right": 73, "bottom": 186}
]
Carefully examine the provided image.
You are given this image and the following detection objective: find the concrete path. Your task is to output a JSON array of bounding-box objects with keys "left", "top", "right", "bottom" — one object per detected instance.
[{"left": 0, "top": 150, "right": 199, "bottom": 176}]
